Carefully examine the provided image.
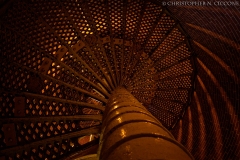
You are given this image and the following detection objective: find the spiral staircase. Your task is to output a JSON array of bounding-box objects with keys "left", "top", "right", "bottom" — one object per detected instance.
[{"left": 0, "top": 0, "right": 239, "bottom": 160}]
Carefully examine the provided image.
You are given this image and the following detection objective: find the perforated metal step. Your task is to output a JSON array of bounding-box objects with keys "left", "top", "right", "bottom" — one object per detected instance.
[{"left": 0, "top": 0, "right": 195, "bottom": 159}]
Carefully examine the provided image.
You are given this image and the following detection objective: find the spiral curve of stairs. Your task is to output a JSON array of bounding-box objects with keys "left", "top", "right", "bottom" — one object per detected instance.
[{"left": 0, "top": 0, "right": 239, "bottom": 159}]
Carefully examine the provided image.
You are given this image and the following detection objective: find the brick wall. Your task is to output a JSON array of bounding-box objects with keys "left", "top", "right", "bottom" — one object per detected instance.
[{"left": 168, "top": 4, "right": 240, "bottom": 159}]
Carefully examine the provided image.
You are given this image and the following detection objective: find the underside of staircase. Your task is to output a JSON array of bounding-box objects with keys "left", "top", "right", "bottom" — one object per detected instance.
[{"left": 0, "top": 0, "right": 239, "bottom": 159}]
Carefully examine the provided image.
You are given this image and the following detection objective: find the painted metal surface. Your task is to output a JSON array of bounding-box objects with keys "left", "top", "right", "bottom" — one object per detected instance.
[{"left": 99, "top": 87, "right": 193, "bottom": 160}]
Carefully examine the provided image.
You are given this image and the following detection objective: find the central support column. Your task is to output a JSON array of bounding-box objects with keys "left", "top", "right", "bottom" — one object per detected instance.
[{"left": 98, "top": 87, "right": 193, "bottom": 160}]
